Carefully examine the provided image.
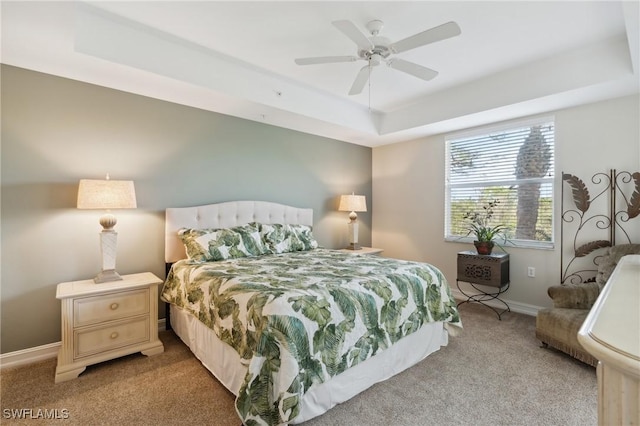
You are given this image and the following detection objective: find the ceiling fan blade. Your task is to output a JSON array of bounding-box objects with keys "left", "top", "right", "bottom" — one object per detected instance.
[
  {"left": 332, "top": 20, "right": 374, "bottom": 52},
  {"left": 349, "top": 65, "right": 370, "bottom": 95},
  {"left": 391, "top": 21, "right": 461, "bottom": 54},
  {"left": 295, "top": 56, "right": 358, "bottom": 65},
  {"left": 388, "top": 58, "right": 438, "bottom": 81}
]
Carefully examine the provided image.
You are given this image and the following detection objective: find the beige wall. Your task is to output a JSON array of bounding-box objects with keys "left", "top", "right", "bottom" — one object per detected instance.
[
  {"left": 0, "top": 65, "right": 372, "bottom": 353},
  {"left": 372, "top": 94, "right": 640, "bottom": 313}
]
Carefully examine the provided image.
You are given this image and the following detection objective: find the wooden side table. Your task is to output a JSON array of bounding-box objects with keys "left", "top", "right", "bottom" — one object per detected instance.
[
  {"left": 55, "top": 272, "right": 164, "bottom": 383},
  {"left": 456, "top": 251, "right": 510, "bottom": 319},
  {"left": 338, "top": 247, "right": 384, "bottom": 255}
]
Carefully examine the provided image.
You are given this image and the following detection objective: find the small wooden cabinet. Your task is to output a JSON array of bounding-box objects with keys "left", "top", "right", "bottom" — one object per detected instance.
[
  {"left": 456, "top": 251, "right": 510, "bottom": 319},
  {"left": 55, "top": 272, "right": 164, "bottom": 383},
  {"left": 457, "top": 251, "right": 509, "bottom": 288}
]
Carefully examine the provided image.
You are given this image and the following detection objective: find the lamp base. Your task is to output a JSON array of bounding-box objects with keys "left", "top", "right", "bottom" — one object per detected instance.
[
  {"left": 94, "top": 269, "right": 123, "bottom": 284},
  {"left": 96, "top": 228, "right": 122, "bottom": 283},
  {"left": 346, "top": 243, "right": 362, "bottom": 250}
]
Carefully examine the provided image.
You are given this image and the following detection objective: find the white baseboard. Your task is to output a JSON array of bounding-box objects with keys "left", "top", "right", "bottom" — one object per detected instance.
[
  {"left": 0, "top": 342, "right": 61, "bottom": 370},
  {"left": 450, "top": 288, "right": 542, "bottom": 317},
  {"left": 0, "top": 319, "right": 167, "bottom": 370}
]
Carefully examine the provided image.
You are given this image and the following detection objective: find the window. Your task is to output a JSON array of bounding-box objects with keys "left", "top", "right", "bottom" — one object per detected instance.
[{"left": 445, "top": 117, "right": 555, "bottom": 248}]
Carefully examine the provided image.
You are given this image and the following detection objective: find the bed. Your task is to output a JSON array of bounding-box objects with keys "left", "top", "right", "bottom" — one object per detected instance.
[{"left": 161, "top": 200, "right": 461, "bottom": 425}]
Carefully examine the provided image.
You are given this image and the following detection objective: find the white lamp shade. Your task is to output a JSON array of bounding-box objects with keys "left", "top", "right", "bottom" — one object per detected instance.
[
  {"left": 77, "top": 179, "right": 137, "bottom": 210},
  {"left": 338, "top": 194, "right": 367, "bottom": 212}
]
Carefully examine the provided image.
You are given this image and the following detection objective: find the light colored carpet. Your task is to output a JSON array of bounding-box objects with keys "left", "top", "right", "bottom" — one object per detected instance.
[{"left": 1, "top": 302, "right": 597, "bottom": 425}]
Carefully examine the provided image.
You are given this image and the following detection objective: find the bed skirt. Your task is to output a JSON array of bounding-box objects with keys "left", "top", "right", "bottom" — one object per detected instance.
[{"left": 170, "top": 305, "right": 449, "bottom": 424}]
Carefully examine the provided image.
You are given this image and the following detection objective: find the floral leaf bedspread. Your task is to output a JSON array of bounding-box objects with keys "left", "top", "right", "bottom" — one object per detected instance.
[{"left": 161, "top": 248, "right": 461, "bottom": 425}]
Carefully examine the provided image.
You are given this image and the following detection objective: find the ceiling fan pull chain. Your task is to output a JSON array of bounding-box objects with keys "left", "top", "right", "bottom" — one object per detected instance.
[{"left": 368, "top": 60, "right": 372, "bottom": 111}]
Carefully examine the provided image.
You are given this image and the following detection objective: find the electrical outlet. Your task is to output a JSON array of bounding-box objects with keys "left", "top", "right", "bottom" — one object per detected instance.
[{"left": 527, "top": 267, "right": 535, "bottom": 278}]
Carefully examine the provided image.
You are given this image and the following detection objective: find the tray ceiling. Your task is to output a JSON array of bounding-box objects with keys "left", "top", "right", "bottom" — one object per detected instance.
[{"left": 2, "top": 1, "right": 638, "bottom": 146}]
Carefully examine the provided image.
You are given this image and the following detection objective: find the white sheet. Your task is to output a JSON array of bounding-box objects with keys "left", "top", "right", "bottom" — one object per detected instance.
[{"left": 170, "top": 304, "right": 449, "bottom": 424}]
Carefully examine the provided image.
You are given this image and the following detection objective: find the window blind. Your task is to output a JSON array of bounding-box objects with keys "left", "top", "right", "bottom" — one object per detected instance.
[{"left": 445, "top": 118, "right": 555, "bottom": 247}]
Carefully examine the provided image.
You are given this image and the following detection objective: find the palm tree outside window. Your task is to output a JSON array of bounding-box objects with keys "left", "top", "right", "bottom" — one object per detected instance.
[{"left": 445, "top": 117, "right": 555, "bottom": 249}]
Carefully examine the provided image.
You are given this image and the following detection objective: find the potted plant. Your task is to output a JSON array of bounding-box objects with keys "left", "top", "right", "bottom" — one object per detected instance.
[{"left": 463, "top": 199, "right": 510, "bottom": 255}]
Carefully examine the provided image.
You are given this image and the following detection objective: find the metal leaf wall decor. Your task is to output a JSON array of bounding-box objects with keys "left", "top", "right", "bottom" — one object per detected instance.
[
  {"left": 562, "top": 173, "right": 590, "bottom": 212},
  {"left": 561, "top": 169, "right": 639, "bottom": 284},
  {"left": 627, "top": 172, "right": 640, "bottom": 219},
  {"left": 612, "top": 170, "right": 640, "bottom": 243},
  {"left": 574, "top": 240, "right": 611, "bottom": 258}
]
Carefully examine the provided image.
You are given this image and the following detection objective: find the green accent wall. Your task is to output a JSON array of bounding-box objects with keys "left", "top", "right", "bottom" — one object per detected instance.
[{"left": 1, "top": 65, "right": 372, "bottom": 353}]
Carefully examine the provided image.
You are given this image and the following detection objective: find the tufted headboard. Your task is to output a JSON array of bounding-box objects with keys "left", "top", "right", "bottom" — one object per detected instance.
[{"left": 165, "top": 200, "right": 314, "bottom": 263}]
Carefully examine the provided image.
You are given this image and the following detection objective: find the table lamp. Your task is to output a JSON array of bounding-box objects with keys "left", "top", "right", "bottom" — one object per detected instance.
[
  {"left": 338, "top": 193, "right": 367, "bottom": 250},
  {"left": 77, "top": 175, "right": 137, "bottom": 283}
]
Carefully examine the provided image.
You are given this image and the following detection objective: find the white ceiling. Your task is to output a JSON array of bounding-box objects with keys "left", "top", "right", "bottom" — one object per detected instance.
[{"left": 2, "top": 1, "right": 639, "bottom": 147}]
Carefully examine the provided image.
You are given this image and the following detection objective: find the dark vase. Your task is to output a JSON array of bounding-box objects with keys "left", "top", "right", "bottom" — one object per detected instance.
[{"left": 474, "top": 240, "right": 494, "bottom": 255}]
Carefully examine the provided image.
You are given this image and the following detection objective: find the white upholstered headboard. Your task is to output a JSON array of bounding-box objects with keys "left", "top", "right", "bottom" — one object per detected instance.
[{"left": 165, "top": 200, "right": 314, "bottom": 263}]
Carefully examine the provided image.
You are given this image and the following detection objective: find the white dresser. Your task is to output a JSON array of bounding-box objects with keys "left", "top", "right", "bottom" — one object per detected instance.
[
  {"left": 578, "top": 255, "right": 640, "bottom": 425},
  {"left": 55, "top": 272, "right": 164, "bottom": 383}
]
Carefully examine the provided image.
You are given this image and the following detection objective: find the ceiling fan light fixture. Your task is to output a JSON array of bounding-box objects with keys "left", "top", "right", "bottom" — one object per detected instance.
[
  {"left": 366, "top": 19, "right": 384, "bottom": 36},
  {"left": 369, "top": 53, "right": 382, "bottom": 66},
  {"left": 294, "top": 18, "right": 461, "bottom": 96}
]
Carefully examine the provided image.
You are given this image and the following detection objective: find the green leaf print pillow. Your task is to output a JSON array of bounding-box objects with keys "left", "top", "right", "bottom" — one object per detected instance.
[
  {"left": 259, "top": 223, "right": 318, "bottom": 253},
  {"left": 178, "top": 223, "right": 268, "bottom": 261}
]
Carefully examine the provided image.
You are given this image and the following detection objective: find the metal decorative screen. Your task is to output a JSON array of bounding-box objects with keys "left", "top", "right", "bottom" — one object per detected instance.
[{"left": 560, "top": 169, "right": 639, "bottom": 284}]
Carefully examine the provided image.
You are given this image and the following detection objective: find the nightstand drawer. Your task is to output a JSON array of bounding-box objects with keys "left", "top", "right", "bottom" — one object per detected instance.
[
  {"left": 74, "top": 316, "right": 150, "bottom": 359},
  {"left": 74, "top": 289, "right": 149, "bottom": 327}
]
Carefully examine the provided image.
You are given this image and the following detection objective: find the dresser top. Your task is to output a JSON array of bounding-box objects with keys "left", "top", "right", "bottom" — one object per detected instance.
[
  {"left": 56, "top": 272, "right": 162, "bottom": 299},
  {"left": 579, "top": 255, "right": 640, "bottom": 375}
]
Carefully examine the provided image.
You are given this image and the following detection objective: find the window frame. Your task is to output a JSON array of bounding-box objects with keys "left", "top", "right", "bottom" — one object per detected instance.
[{"left": 444, "top": 116, "right": 556, "bottom": 250}]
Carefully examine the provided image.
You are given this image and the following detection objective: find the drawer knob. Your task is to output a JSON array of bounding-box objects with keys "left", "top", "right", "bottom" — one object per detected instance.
[
  {"left": 110, "top": 303, "right": 119, "bottom": 310},
  {"left": 110, "top": 332, "right": 119, "bottom": 339}
]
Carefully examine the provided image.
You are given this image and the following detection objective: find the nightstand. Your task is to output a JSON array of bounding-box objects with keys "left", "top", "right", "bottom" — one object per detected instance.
[
  {"left": 456, "top": 251, "right": 510, "bottom": 320},
  {"left": 338, "top": 247, "right": 384, "bottom": 255},
  {"left": 55, "top": 272, "right": 164, "bottom": 383}
]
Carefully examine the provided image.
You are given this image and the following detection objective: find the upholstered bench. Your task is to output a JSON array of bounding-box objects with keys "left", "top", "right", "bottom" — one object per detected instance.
[{"left": 535, "top": 244, "right": 640, "bottom": 366}]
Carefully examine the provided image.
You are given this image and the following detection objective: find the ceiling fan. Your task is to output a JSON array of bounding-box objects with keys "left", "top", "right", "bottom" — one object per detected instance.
[{"left": 294, "top": 19, "right": 461, "bottom": 95}]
